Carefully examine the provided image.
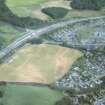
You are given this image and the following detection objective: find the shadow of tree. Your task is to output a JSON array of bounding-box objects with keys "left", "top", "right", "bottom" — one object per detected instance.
[{"left": 0, "top": 0, "right": 45, "bottom": 29}]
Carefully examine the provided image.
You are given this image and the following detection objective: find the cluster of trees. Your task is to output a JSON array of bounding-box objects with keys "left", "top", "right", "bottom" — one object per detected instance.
[
  {"left": 70, "top": 0, "right": 105, "bottom": 10},
  {"left": 42, "top": 7, "right": 69, "bottom": 19}
]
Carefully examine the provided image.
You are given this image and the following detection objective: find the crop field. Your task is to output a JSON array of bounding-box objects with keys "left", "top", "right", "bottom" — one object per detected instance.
[
  {"left": 0, "top": 44, "right": 82, "bottom": 83},
  {"left": 0, "top": 84, "right": 64, "bottom": 105}
]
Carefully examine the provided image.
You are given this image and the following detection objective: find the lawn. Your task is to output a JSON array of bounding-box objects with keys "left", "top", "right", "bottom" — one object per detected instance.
[
  {"left": 0, "top": 84, "right": 64, "bottom": 105},
  {"left": 0, "top": 44, "right": 82, "bottom": 83}
]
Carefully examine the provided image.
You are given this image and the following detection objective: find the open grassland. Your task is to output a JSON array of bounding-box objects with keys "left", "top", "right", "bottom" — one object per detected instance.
[
  {"left": 6, "top": 0, "right": 50, "bottom": 7},
  {"left": 0, "top": 44, "right": 82, "bottom": 83},
  {"left": 0, "top": 84, "right": 64, "bottom": 105}
]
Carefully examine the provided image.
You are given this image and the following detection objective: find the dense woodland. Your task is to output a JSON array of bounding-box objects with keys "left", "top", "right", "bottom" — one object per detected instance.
[{"left": 71, "top": 0, "right": 105, "bottom": 10}]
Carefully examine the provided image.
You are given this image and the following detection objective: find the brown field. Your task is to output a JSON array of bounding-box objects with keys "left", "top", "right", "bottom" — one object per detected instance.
[{"left": 0, "top": 44, "right": 82, "bottom": 83}]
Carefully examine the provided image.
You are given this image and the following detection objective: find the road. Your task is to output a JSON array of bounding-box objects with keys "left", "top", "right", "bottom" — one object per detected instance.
[{"left": 0, "top": 16, "right": 105, "bottom": 59}]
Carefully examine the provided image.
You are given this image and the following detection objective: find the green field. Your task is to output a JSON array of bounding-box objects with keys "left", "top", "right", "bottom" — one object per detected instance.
[
  {"left": 0, "top": 84, "right": 64, "bottom": 105},
  {"left": 6, "top": 0, "right": 49, "bottom": 7}
]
